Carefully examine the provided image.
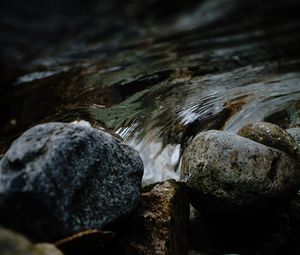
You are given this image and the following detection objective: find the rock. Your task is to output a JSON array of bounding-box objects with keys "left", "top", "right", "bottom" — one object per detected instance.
[
  {"left": 286, "top": 127, "right": 300, "bottom": 146},
  {"left": 264, "top": 109, "right": 293, "bottom": 129},
  {"left": 0, "top": 122, "right": 144, "bottom": 241},
  {"left": 181, "top": 130, "right": 300, "bottom": 215},
  {"left": 0, "top": 226, "right": 63, "bottom": 255},
  {"left": 55, "top": 229, "right": 115, "bottom": 255},
  {"left": 33, "top": 244, "right": 64, "bottom": 255},
  {"left": 112, "top": 180, "right": 189, "bottom": 255},
  {"left": 237, "top": 122, "right": 299, "bottom": 158}
]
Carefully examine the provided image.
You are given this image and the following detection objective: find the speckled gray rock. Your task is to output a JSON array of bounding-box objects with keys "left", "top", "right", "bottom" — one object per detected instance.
[
  {"left": 238, "top": 122, "right": 299, "bottom": 158},
  {"left": 0, "top": 226, "right": 63, "bottom": 255},
  {"left": 0, "top": 122, "right": 143, "bottom": 241},
  {"left": 286, "top": 128, "right": 300, "bottom": 146},
  {"left": 181, "top": 130, "right": 300, "bottom": 215}
]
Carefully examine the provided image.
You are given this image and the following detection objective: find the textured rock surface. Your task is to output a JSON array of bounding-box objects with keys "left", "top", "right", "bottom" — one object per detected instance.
[
  {"left": 0, "top": 122, "right": 143, "bottom": 241},
  {"left": 287, "top": 128, "right": 300, "bottom": 147},
  {"left": 112, "top": 180, "right": 189, "bottom": 255},
  {"left": 0, "top": 226, "right": 63, "bottom": 255},
  {"left": 238, "top": 122, "right": 299, "bottom": 158},
  {"left": 181, "top": 130, "right": 300, "bottom": 215}
]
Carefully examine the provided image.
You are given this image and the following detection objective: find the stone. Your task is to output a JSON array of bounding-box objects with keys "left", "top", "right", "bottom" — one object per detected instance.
[
  {"left": 286, "top": 127, "right": 300, "bottom": 146},
  {"left": 55, "top": 229, "right": 115, "bottom": 255},
  {"left": 238, "top": 122, "right": 299, "bottom": 158},
  {"left": 112, "top": 180, "right": 189, "bottom": 255},
  {"left": 33, "top": 244, "right": 64, "bottom": 255},
  {"left": 181, "top": 130, "right": 300, "bottom": 215},
  {"left": 0, "top": 122, "right": 143, "bottom": 241},
  {"left": 0, "top": 226, "right": 63, "bottom": 255}
]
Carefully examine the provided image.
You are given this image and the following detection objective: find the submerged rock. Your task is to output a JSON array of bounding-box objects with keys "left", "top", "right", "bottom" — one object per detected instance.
[
  {"left": 113, "top": 180, "right": 189, "bottom": 255},
  {"left": 238, "top": 122, "right": 299, "bottom": 158},
  {"left": 181, "top": 130, "right": 300, "bottom": 215},
  {"left": 0, "top": 226, "right": 63, "bottom": 255},
  {"left": 0, "top": 122, "right": 143, "bottom": 241}
]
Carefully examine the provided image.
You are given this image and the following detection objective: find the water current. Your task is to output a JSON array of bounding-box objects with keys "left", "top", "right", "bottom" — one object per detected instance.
[{"left": 1, "top": 0, "right": 300, "bottom": 185}]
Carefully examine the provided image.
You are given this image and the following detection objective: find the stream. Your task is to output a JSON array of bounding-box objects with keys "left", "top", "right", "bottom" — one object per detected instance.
[{"left": 1, "top": 0, "right": 300, "bottom": 185}]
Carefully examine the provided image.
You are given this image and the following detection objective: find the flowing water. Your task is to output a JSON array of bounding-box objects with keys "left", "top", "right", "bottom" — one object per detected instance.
[
  {"left": 114, "top": 71, "right": 300, "bottom": 184},
  {"left": 1, "top": 0, "right": 300, "bottom": 185}
]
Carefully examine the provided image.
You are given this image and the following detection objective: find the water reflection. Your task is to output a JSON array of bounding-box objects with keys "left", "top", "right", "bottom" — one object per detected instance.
[
  {"left": 113, "top": 69, "right": 300, "bottom": 185},
  {"left": 1, "top": 0, "right": 300, "bottom": 185}
]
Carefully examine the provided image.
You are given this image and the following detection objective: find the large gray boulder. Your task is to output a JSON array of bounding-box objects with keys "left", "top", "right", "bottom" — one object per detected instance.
[
  {"left": 0, "top": 122, "right": 143, "bottom": 241},
  {"left": 181, "top": 130, "right": 300, "bottom": 215}
]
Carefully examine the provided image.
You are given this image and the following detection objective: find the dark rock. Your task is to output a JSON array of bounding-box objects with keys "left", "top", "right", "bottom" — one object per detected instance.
[
  {"left": 264, "top": 109, "right": 293, "bottom": 130},
  {"left": 287, "top": 128, "right": 300, "bottom": 146},
  {"left": 0, "top": 122, "right": 143, "bottom": 241},
  {"left": 0, "top": 226, "right": 63, "bottom": 255},
  {"left": 181, "top": 130, "right": 300, "bottom": 215},
  {"left": 55, "top": 229, "right": 115, "bottom": 255},
  {"left": 238, "top": 122, "right": 299, "bottom": 158},
  {"left": 112, "top": 180, "right": 189, "bottom": 255}
]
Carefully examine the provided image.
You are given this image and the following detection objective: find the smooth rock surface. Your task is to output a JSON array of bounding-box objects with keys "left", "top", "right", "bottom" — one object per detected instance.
[
  {"left": 181, "top": 130, "right": 300, "bottom": 215},
  {"left": 238, "top": 122, "right": 299, "bottom": 158},
  {"left": 0, "top": 122, "right": 143, "bottom": 241},
  {"left": 0, "top": 226, "right": 63, "bottom": 255},
  {"left": 112, "top": 180, "right": 189, "bottom": 255}
]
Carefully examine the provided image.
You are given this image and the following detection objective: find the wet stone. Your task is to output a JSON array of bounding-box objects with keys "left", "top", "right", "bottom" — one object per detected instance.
[
  {"left": 181, "top": 130, "right": 300, "bottom": 215},
  {"left": 238, "top": 122, "right": 300, "bottom": 158},
  {"left": 0, "top": 122, "right": 144, "bottom": 241},
  {"left": 112, "top": 179, "right": 189, "bottom": 255},
  {"left": 286, "top": 127, "right": 300, "bottom": 147}
]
